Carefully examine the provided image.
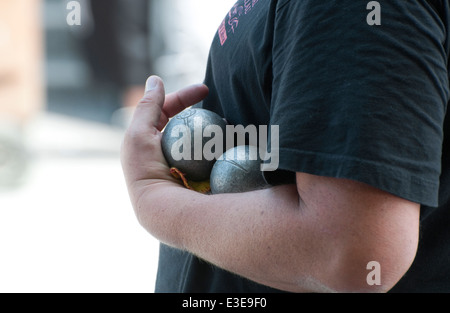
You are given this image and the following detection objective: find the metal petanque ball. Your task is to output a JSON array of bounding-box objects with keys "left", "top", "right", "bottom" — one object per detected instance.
[
  {"left": 210, "top": 145, "right": 268, "bottom": 194},
  {"left": 161, "top": 108, "right": 227, "bottom": 181}
]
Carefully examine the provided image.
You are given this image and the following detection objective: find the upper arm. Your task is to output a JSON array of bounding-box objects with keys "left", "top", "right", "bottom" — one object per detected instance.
[
  {"left": 262, "top": 2, "right": 446, "bottom": 290},
  {"left": 295, "top": 172, "right": 420, "bottom": 292}
]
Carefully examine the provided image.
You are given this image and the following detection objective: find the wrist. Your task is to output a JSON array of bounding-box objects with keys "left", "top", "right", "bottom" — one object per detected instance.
[{"left": 132, "top": 181, "right": 201, "bottom": 248}]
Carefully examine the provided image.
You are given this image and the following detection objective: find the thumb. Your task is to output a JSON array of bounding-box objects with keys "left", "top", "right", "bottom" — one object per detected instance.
[{"left": 130, "top": 76, "right": 166, "bottom": 132}]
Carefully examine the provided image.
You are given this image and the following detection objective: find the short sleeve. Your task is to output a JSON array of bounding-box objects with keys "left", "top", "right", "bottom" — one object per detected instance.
[{"left": 264, "top": 0, "right": 449, "bottom": 207}]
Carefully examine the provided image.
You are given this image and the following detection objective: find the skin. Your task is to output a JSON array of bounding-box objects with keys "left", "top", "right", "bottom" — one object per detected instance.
[{"left": 121, "top": 76, "right": 420, "bottom": 293}]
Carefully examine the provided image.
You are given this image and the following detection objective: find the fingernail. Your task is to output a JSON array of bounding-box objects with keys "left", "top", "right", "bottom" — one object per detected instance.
[{"left": 146, "top": 76, "right": 158, "bottom": 91}]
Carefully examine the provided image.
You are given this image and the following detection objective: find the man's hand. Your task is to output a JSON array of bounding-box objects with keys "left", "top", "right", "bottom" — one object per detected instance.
[{"left": 120, "top": 76, "right": 209, "bottom": 200}]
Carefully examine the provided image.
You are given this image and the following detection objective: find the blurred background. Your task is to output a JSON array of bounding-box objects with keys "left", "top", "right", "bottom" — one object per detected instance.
[{"left": 0, "top": 0, "right": 236, "bottom": 293}]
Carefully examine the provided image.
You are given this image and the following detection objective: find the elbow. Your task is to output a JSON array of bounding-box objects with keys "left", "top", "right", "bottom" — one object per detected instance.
[
  {"left": 330, "top": 259, "right": 414, "bottom": 293},
  {"left": 324, "top": 239, "right": 418, "bottom": 293},
  {"left": 273, "top": 240, "right": 418, "bottom": 293}
]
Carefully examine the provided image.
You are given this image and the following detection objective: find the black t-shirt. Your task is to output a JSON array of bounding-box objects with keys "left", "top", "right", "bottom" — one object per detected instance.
[{"left": 155, "top": 0, "right": 450, "bottom": 293}]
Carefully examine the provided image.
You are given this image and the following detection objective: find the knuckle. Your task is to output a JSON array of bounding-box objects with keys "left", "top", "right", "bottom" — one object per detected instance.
[{"left": 139, "top": 92, "right": 165, "bottom": 107}]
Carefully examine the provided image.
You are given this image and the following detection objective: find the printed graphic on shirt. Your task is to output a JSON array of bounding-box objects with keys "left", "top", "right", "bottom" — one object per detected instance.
[{"left": 218, "top": 0, "right": 260, "bottom": 46}]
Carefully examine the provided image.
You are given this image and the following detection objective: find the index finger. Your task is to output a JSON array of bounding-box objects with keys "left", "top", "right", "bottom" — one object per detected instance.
[{"left": 163, "top": 84, "right": 210, "bottom": 119}]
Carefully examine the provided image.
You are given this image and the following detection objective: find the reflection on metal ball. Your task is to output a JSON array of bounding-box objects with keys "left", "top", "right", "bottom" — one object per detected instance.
[
  {"left": 161, "top": 108, "right": 227, "bottom": 181},
  {"left": 210, "top": 145, "right": 268, "bottom": 194}
]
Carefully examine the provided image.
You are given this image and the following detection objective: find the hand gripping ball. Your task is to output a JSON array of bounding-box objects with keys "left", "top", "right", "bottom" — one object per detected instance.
[
  {"left": 210, "top": 145, "right": 268, "bottom": 194},
  {"left": 161, "top": 108, "right": 227, "bottom": 182}
]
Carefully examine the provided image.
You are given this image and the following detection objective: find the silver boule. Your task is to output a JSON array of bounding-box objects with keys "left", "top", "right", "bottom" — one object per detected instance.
[
  {"left": 161, "top": 108, "right": 227, "bottom": 181},
  {"left": 210, "top": 145, "right": 268, "bottom": 194}
]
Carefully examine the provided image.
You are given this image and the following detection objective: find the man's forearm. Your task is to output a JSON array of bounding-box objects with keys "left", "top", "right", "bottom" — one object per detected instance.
[{"left": 132, "top": 181, "right": 339, "bottom": 293}]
